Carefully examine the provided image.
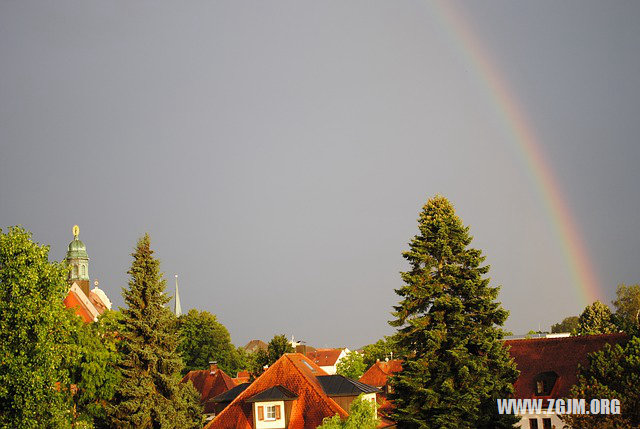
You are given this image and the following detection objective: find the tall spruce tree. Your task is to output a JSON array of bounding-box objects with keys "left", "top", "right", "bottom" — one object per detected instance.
[
  {"left": 107, "top": 234, "right": 202, "bottom": 428},
  {"left": 389, "top": 196, "right": 518, "bottom": 429}
]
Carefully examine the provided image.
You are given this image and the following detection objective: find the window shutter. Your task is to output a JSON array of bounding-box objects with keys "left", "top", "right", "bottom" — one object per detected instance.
[
  {"left": 257, "top": 405, "right": 264, "bottom": 421},
  {"left": 275, "top": 405, "right": 281, "bottom": 419}
]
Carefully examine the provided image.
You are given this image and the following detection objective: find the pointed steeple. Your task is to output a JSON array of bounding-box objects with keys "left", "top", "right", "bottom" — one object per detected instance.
[{"left": 174, "top": 274, "right": 182, "bottom": 316}]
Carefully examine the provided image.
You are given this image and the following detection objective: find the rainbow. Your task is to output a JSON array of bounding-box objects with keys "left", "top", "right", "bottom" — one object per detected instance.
[{"left": 429, "top": 1, "right": 602, "bottom": 306}]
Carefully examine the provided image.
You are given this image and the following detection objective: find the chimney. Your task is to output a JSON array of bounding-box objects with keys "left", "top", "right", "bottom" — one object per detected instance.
[{"left": 209, "top": 361, "right": 218, "bottom": 374}]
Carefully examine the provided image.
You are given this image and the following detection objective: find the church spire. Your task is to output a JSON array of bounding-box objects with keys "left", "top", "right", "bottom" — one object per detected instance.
[{"left": 174, "top": 274, "right": 182, "bottom": 316}]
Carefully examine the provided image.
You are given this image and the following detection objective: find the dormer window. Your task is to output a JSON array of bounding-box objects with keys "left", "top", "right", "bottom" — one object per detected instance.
[
  {"left": 265, "top": 405, "right": 278, "bottom": 421},
  {"left": 533, "top": 371, "right": 558, "bottom": 396},
  {"left": 255, "top": 402, "right": 283, "bottom": 425}
]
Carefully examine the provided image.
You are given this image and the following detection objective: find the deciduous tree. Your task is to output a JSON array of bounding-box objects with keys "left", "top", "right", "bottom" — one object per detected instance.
[
  {"left": 177, "top": 309, "right": 241, "bottom": 376},
  {"left": 65, "top": 309, "right": 122, "bottom": 428},
  {"left": 267, "top": 334, "right": 294, "bottom": 364},
  {"left": 613, "top": 284, "right": 640, "bottom": 335},
  {"left": 389, "top": 196, "right": 518, "bottom": 429},
  {"left": 550, "top": 316, "right": 579, "bottom": 334},
  {"left": 248, "top": 335, "right": 294, "bottom": 379},
  {"left": 318, "top": 394, "right": 378, "bottom": 429},
  {"left": 577, "top": 300, "right": 617, "bottom": 335},
  {"left": 0, "top": 227, "right": 74, "bottom": 428},
  {"left": 361, "top": 337, "right": 401, "bottom": 368},
  {"left": 336, "top": 351, "right": 366, "bottom": 380}
]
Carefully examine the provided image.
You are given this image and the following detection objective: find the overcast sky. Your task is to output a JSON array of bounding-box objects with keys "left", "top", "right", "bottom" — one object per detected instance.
[{"left": 1, "top": 1, "right": 639, "bottom": 348}]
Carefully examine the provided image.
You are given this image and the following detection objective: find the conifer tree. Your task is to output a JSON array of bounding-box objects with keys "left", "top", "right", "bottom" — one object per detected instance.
[
  {"left": 389, "top": 196, "right": 518, "bottom": 429},
  {"left": 107, "top": 234, "right": 202, "bottom": 428}
]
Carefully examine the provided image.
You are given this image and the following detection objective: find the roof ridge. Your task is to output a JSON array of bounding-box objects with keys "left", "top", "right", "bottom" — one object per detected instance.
[
  {"left": 505, "top": 333, "right": 628, "bottom": 345},
  {"left": 282, "top": 354, "right": 348, "bottom": 417}
]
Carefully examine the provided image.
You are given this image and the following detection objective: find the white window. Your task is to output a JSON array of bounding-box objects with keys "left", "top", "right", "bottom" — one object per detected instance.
[{"left": 265, "top": 405, "right": 276, "bottom": 421}]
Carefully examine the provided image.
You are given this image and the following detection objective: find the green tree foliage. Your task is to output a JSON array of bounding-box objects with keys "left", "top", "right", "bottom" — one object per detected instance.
[
  {"left": 0, "top": 226, "right": 74, "bottom": 428},
  {"left": 562, "top": 336, "right": 640, "bottom": 429},
  {"left": 577, "top": 300, "right": 617, "bottom": 335},
  {"left": 248, "top": 335, "right": 294, "bottom": 379},
  {"left": 248, "top": 348, "right": 270, "bottom": 379},
  {"left": 65, "top": 309, "right": 122, "bottom": 428},
  {"left": 336, "top": 351, "right": 366, "bottom": 380},
  {"left": 361, "top": 337, "right": 402, "bottom": 368},
  {"left": 106, "top": 234, "right": 202, "bottom": 428},
  {"left": 389, "top": 196, "right": 519, "bottom": 429},
  {"left": 267, "top": 334, "right": 294, "bottom": 364},
  {"left": 613, "top": 284, "right": 640, "bottom": 335},
  {"left": 550, "top": 316, "right": 579, "bottom": 334},
  {"left": 177, "top": 309, "right": 243, "bottom": 376},
  {"left": 318, "top": 394, "right": 378, "bottom": 429}
]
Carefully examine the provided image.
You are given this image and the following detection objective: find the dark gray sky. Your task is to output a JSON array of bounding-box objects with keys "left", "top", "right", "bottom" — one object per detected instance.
[{"left": 2, "top": 1, "right": 639, "bottom": 348}]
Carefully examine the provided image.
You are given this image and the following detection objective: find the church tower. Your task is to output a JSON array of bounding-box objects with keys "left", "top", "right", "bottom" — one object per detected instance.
[{"left": 66, "top": 225, "right": 90, "bottom": 296}]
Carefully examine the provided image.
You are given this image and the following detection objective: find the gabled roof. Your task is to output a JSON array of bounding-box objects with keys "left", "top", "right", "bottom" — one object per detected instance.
[
  {"left": 63, "top": 283, "right": 99, "bottom": 322},
  {"left": 244, "top": 339, "right": 268, "bottom": 353},
  {"left": 205, "top": 353, "right": 349, "bottom": 429},
  {"left": 317, "top": 375, "right": 380, "bottom": 397},
  {"left": 505, "top": 333, "right": 628, "bottom": 400},
  {"left": 64, "top": 282, "right": 112, "bottom": 323},
  {"left": 306, "top": 348, "right": 345, "bottom": 367},
  {"left": 246, "top": 385, "right": 298, "bottom": 402},
  {"left": 359, "top": 360, "right": 403, "bottom": 388},
  {"left": 181, "top": 365, "right": 237, "bottom": 414},
  {"left": 232, "top": 370, "right": 251, "bottom": 385},
  {"left": 210, "top": 383, "right": 251, "bottom": 404}
]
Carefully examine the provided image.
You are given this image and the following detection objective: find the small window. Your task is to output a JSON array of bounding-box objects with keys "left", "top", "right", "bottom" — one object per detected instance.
[
  {"left": 81, "top": 265, "right": 86, "bottom": 276},
  {"left": 265, "top": 405, "right": 276, "bottom": 421},
  {"left": 529, "top": 419, "right": 539, "bottom": 429},
  {"left": 534, "top": 371, "right": 558, "bottom": 396},
  {"left": 542, "top": 418, "right": 552, "bottom": 429}
]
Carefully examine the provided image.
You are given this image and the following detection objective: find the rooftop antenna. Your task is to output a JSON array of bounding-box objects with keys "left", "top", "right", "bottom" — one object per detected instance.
[{"left": 174, "top": 274, "right": 182, "bottom": 316}]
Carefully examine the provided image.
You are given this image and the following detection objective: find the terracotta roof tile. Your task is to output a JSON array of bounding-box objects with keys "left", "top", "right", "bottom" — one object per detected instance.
[
  {"left": 63, "top": 290, "right": 94, "bottom": 323},
  {"left": 306, "top": 348, "right": 344, "bottom": 367},
  {"left": 205, "top": 353, "right": 348, "bottom": 429},
  {"left": 359, "top": 360, "right": 403, "bottom": 388},
  {"left": 505, "top": 333, "right": 628, "bottom": 400},
  {"left": 181, "top": 366, "right": 237, "bottom": 414}
]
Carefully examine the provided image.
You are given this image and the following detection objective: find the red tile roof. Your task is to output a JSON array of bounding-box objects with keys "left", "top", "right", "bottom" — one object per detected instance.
[
  {"left": 306, "top": 348, "right": 344, "bottom": 367},
  {"left": 63, "top": 289, "right": 94, "bottom": 323},
  {"left": 205, "top": 353, "right": 349, "bottom": 429},
  {"left": 233, "top": 370, "right": 251, "bottom": 385},
  {"left": 505, "top": 333, "right": 628, "bottom": 400},
  {"left": 359, "top": 360, "right": 403, "bottom": 388},
  {"left": 181, "top": 365, "right": 237, "bottom": 414}
]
